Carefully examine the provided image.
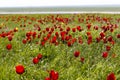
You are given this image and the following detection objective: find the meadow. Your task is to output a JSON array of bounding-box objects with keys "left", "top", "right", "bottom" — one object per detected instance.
[{"left": 0, "top": 14, "right": 120, "bottom": 80}]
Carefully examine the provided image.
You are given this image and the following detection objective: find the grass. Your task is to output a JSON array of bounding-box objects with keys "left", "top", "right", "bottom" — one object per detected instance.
[{"left": 0, "top": 14, "right": 120, "bottom": 80}]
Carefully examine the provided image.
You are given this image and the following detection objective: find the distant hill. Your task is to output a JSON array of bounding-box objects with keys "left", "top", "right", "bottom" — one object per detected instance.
[{"left": 0, "top": 6, "right": 120, "bottom": 13}]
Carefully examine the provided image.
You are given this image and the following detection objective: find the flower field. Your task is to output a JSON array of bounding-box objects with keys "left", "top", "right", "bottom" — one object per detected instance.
[{"left": 0, "top": 14, "right": 120, "bottom": 80}]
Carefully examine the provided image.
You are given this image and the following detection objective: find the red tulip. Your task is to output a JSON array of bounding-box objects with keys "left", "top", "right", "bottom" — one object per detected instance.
[
  {"left": 86, "top": 32, "right": 91, "bottom": 36},
  {"left": 38, "top": 27, "right": 41, "bottom": 31},
  {"left": 33, "top": 57, "right": 39, "bottom": 64},
  {"left": 22, "top": 39, "right": 27, "bottom": 44},
  {"left": 61, "top": 36, "right": 65, "bottom": 41},
  {"left": 51, "top": 27, "right": 54, "bottom": 32},
  {"left": 106, "top": 45, "right": 111, "bottom": 51},
  {"left": 65, "top": 36, "right": 70, "bottom": 41},
  {"left": 6, "top": 44, "right": 12, "bottom": 50},
  {"left": 68, "top": 35, "right": 72, "bottom": 39},
  {"left": 96, "top": 37, "right": 101, "bottom": 43},
  {"left": 78, "top": 36, "right": 83, "bottom": 44},
  {"left": 7, "top": 35, "right": 12, "bottom": 41},
  {"left": 24, "top": 24, "right": 26, "bottom": 27},
  {"left": 110, "top": 28, "right": 114, "bottom": 32},
  {"left": 79, "top": 40, "right": 83, "bottom": 44},
  {"left": 76, "top": 26, "right": 82, "bottom": 31},
  {"left": 47, "top": 33, "right": 51, "bottom": 38},
  {"left": 45, "top": 77, "right": 51, "bottom": 80},
  {"left": 55, "top": 32, "right": 59, "bottom": 37},
  {"left": 114, "top": 24, "right": 118, "bottom": 28},
  {"left": 94, "top": 26, "right": 98, "bottom": 30},
  {"left": 103, "top": 37, "right": 107, "bottom": 43},
  {"left": 51, "top": 36, "right": 57, "bottom": 43},
  {"left": 26, "top": 32, "right": 31, "bottom": 37},
  {"left": 110, "top": 40, "right": 115, "bottom": 45},
  {"left": 74, "top": 51, "right": 80, "bottom": 57},
  {"left": 87, "top": 24, "right": 91, "bottom": 30},
  {"left": 37, "top": 54, "right": 42, "bottom": 60},
  {"left": 80, "top": 57, "right": 85, "bottom": 63},
  {"left": 41, "top": 41, "right": 45, "bottom": 46},
  {"left": 67, "top": 41, "right": 72, "bottom": 47},
  {"left": 32, "top": 32, "right": 37, "bottom": 39},
  {"left": 87, "top": 35, "right": 92, "bottom": 45},
  {"left": 102, "top": 51, "right": 108, "bottom": 58},
  {"left": 15, "top": 65, "right": 25, "bottom": 74},
  {"left": 72, "top": 28, "right": 76, "bottom": 32},
  {"left": 60, "top": 28, "right": 63, "bottom": 31},
  {"left": 100, "top": 31, "right": 105, "bottom": 39},
  {"left": 107, "top": 36, "right": 113, "bottom": 42},
  {"left": 60, "top": 31, "right": 66, "bottom": 37},
  {"left": 1, "top": 32, "right": 6, "bottom": 38},
  {"left": 32, "top": 32, "right": 37, "bottom": 36},
  {"left": 46, "top": 27, "right": 49, "bottom": 32},
  {"left": 107, "top": 72, "right": 116, "bottom": 80},
  {"left": 50, "top": 70, "right": 59, "bottom": 80},
  {"left": 43, "top": 37, "right": 48, "bottom": 42},
  {"left": 26, "top": 37, "right": 31, "bottom": 42},
  {"left": 117, "top": 34, "right": 120, "bottom": 38},
  {"left": 14, "top": 27, "right": 18, "bottom": 32},
  {"left": 66, "top": 27, "right": 70, "bottom": 32}
]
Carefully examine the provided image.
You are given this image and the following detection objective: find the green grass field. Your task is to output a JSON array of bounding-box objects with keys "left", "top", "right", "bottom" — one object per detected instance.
[{"left": 0, "top": 14, "right": 120, "bottom": 80}]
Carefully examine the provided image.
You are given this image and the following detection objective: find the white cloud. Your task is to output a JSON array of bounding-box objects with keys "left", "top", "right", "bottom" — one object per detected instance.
[{"left": 0, "top": 0, "right": 120, "bottom": 7}]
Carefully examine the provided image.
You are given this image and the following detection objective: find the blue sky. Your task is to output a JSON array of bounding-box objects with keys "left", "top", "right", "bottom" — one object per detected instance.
[{"left": 0, "top": 0, "right": 120, "bottom": 7}]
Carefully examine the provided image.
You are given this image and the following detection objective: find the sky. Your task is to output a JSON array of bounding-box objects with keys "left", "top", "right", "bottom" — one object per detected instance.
[{"left": 0, "top": 0, "right": 120, "bottom": 7}]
